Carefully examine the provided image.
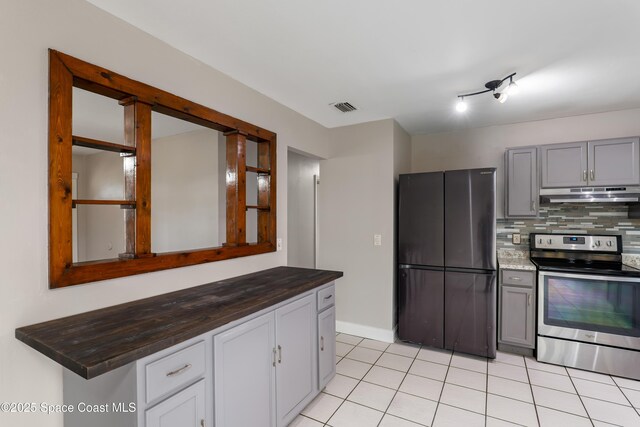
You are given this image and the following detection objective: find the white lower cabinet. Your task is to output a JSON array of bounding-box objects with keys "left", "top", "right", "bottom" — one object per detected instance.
[
  {"left": 318, "top": 306, "right": 336, "bottom": 389},
  {"left": 63, "top": 283, "right": 336, "bottom": 427},
  {"left": 146, "top": 379, "right": 206, "bottom": 427},
  {"left": 214, "top": 293, "right": 317, "bottom": 427}
]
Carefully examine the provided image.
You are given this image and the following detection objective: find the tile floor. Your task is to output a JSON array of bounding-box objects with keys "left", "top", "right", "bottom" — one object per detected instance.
[{"left": 290, "top": 334, "right": 640, "bottom": 427}]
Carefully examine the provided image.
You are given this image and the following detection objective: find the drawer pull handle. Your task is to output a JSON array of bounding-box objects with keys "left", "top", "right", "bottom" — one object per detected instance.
[
  {"left": 166, "top": 363, "right": 192, "bottom": 377},
  {"left": 527, "top": 294, "right": 531, "bottom": 306},
  {"left": 583, "top": 170, "right": 587, "bottom": 181},
  {"left": 201, "top": 419, "right": 206, "bottom": 427},
  {"left": 272, "top": 347, "right": 277, "bottom": 367},
  {"left": 321, "top": 336, "right": 324, "bottom": 351},
  {"left": 509, "top": 276, "right": 522, "bottom": 281},
  {"left": 590, "top": 170, "right": 595, "bottom": 181},
  {"left": 324, "top": 295, "right": 333, "bottom": 300},
  {"left": 278, "top": 345, "right": 282, "bottom": 364}
]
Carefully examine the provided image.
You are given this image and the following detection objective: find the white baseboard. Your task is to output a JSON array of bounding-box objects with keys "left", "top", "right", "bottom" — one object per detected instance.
[{"left": 336, "top": 320, "right": 397, "bottom": 343}]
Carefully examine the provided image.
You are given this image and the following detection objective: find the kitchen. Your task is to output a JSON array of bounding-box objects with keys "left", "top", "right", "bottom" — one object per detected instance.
[{"left": 2, "top": 1, "right": 640, "bottom": 427}]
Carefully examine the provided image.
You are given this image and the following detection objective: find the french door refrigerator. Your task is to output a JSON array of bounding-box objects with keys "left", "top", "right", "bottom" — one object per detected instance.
[{"left": 398, "top": 168, "right": 497, "bottom": 358}]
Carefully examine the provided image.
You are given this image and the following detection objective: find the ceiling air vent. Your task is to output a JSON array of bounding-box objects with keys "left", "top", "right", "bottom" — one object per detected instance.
[{"left": 332, "top": 102, "right": 357, "bottom": 113}]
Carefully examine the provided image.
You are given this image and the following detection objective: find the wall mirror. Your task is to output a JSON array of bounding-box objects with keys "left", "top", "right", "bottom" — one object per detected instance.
[{"left": 50, "top": 50, "right": 277, "bottom": 288}]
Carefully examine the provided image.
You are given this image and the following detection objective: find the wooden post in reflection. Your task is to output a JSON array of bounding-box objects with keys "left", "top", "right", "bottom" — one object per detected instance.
[
  {"left": 225, "top": 131, "right": 247, "bottom": 246},
  {"left": 121, "top": 97, "right": 152, "bottom": 258},
  {"left": 257, "top": 142, "right": 271, "bottom": 243}
]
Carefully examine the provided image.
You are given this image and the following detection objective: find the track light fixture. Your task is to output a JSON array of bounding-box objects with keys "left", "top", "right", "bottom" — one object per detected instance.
[{"left": 455, "top": 72, "right": 519, "bottom": 112}]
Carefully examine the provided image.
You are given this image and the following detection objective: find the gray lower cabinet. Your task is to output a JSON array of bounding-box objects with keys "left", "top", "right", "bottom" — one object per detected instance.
[
  {"left": 318, "top": 305, "right": 336, "bottom": 389},
  {"left": 146, "top": 380, "right": 206, "bottom": 427},
  {"left": 214, "top": 293, "right": 317, "bottom": 427},
  {"left": 499, "top": 269, "right": 535, "bottom": 349},
  {"left": 540, "top": 141, "right": 588, "bottom": 188},
  {"left": 588, "top": 137, "right": 640, "bottom": 186},
  {"left": 505, "top": 147, "right": 538, "bottom": 217}
]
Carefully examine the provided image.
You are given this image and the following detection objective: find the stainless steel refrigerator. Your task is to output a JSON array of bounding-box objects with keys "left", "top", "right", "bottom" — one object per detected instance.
[{"left": 397, "top": 168, "right": 497, "bottom": 358}]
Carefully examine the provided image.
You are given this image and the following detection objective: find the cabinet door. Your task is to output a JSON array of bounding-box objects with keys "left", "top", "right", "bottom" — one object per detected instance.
[
  {"left": 275, "top": 294, "right": 316, "bottom": 426},
  {"left": 588, "top": 137, "right": 640, "bottom": 186},
  {"left": 398, "top": 268, "right": 444, "bottom": 348},
  {"left": 318, "top": 306, "right": 336, "bottom": 390},
  {"left": 506, "top": 148, "right": 538, "bottom": 217},
  {"left": 146, "top": 379, "right": 205, "bottom": 427},
  {"left": 499, "top": 286, "right": 535, "bottom": 348},
  {"left": 540, "top": 142, "right": 588, "bottom": 188},
  {"left": 214, "top": 313, "right": 276, "bottom": 427},
  {"left": 444, "top": 271, "right": 497, "bottom": 358}
]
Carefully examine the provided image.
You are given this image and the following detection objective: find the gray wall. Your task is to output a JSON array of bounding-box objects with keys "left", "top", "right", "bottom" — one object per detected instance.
[{"left": 287, "top": 150, "right": 320, "bottom": 268}]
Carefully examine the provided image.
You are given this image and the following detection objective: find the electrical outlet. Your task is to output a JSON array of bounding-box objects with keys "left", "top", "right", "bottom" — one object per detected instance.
[
  {"left": 276, "top": 238, "right": 282, "bottom": 251},
  {"left": 374, "top": 234, "right": 382, "bottom": 246},
  {"left": 512, "top": 233, "right": 521, "bottom": 245}
]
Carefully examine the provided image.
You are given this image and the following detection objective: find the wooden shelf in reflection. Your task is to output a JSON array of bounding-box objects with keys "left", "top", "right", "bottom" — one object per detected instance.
[
  {"left": 246, "top": 166, "right": 270, "bottom": 175},
  {"left": 72, "top": 135, "right": 136, "bottom": 155},
  {"left": 72, "top": 199, "right": 136, "bottom": 208},
  {"left": 246, "top": 205, "right": 270, "bottom": 211}
]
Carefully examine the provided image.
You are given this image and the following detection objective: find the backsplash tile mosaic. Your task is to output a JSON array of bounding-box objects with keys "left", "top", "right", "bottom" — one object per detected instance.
[{"left": 497, "top": 204, "right": 640, "bottom": 253}]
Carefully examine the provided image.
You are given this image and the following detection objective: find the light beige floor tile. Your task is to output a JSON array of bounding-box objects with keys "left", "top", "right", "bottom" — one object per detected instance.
[
  {"left": 336, "top": 333, "right": 364, "bottom": 345},
  {"left": 347, "top": 381, "right": 396, "bottom": 411},
  {"left": 445, "top": 366, "right": 487, "bottom": 391},
  {"left": 567, "top": 367, "right": 615, "bottom": 385},
  {"left": 345, "top": 346, "right": 383, "bottom": 364},
  {"left": 613, "top": 376, "right": 640, "bottom": 391},
  {"left": 378, "top": 414, "right": 423, "bottom": 427},
  {"left": 488, "top": 375, "right": 533, "bottom": 403},
  {"left": 573, "top": 377, "right": 629, "bottom": 405},
  {"left": 327, "top": 401, "right": 383, "bottom": 427},
  {"left": 493, "top": 350, "right": 525, "bottom": 367},
  {"left": 387, "top": 392, "right": 438, "bottom": 426},
  {"left": 376, "top": 353, "right": 414, "bottom": 372},
  {"left": 537, "top": 406, "right": 591, "bottom": 427},
  {"left": 592, "top": 421, "right": 622, "bottom": 427},
  {"left": 622, "top": 387, "right": 640, "bottom": 408},
  {"left": 409, "top": 359, "right": 448, "bottom": 381},
  {"left": 386, "top": 342, "right": 420, "bottom": 358},
  {"left": 398, "top": 373, "right": 443, "bottom": 401},
  {"left": 488, "top": 360, "right": 529, "bottom": 383},
  {"left": 359, "top": 338, "right": 390, "bottom": 352},
  {"left": 288, "top": 415, "right": 324, "bottom": 427},
  {"left": 416, "top": 347, "right": 452, "bottom": 366},
  {"left": 486, "top": 416, "right": 525, "bottom": 427},
  {"left": 336, "top": 358, "right": 372, "bottom": 380},
  {"left": 450, "top": 353, "right": 487, "bottom": 374},
  {"left": 301, "top": 392, "right": 343, "bottom": 423},
  {"left": 528, "top": 368, "right": 576, "bottom": 393},
  {"left": 487, "top": 394, "right": 538, "bottom": 427},
  {"left": 336, "top": 342, "right": 355, "bottom": 357},
  {"left": 531, "top": 385, "right": 587, "bottom": 417},
  {"left": 525, "top": 357, "right": 567, "bottom": 375},
  {"left": 363, "top": 366, "right": 406, "bottom": 390},
  {"left": 582, "top": 396, "right": 640, "bottom": 426},
  {"left": 323, "top": 374, "right": 359, "bottom": 399},
  {"left": 432, "top": 403, "right": 485, "bottom": 427},
  {"left": 440, "top": 383, "right": 486, "bottom": 414}
]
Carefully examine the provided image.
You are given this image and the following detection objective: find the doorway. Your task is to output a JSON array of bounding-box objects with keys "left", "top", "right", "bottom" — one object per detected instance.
[{"left": 287, "top": 149, "right": 320, "bottom": 268}]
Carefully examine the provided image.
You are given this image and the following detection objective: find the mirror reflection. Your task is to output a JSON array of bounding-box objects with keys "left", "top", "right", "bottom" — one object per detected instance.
[{"left": 151, "top": 112, "right": 227, "bottom": 253}]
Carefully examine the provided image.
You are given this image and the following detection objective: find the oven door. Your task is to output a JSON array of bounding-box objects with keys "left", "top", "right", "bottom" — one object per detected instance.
[{"left": 538, "top": 271, "right": 640, "bottom": 350}]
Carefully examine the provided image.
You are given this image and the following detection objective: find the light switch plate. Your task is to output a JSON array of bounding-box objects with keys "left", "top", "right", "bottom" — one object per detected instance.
[
  {"left": 512, "top": 233, "right": 521, "bottom": 244},
  {"left": 276, "top": 238, "right": 282, "bottom": 251},
  {"left": 374, "top": 234, "right": 382, "bottom": 246}
]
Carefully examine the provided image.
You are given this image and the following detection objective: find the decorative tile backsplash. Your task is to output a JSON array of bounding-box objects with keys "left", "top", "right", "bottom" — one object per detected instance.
[{"left": 497, "top": 204, "right": 640, "bottom": 253}]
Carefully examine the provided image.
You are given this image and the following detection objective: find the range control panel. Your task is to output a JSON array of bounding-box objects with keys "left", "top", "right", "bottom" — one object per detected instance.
[{"left": 531, "top": 234, "right": 619, "bottom": 252}]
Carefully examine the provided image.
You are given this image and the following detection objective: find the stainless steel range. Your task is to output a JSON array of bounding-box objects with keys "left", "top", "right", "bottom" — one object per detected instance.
[{"left": 531, "top": 233, "right": 640, "bottom": 380}]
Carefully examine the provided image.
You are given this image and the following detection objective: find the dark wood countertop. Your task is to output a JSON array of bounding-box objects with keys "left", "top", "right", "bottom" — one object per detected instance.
[{"left": 15, "top": 266, "right": 342, "bottom": 379}]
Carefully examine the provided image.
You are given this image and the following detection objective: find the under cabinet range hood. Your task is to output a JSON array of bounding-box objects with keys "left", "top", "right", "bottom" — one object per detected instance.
[{"left": 539, "top": 187, "right": 640, "bottom": 203}]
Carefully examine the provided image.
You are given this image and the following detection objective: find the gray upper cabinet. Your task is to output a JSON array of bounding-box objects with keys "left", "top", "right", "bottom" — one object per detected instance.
[
  {"left": 540, "top": 142, "right": 588, "bottom": 188},
  {"left": 588, "top": 137, "right": 640, "bottom": 186},
  {"left": 505, "top": 147, "right": 538, "bottom": 217}
]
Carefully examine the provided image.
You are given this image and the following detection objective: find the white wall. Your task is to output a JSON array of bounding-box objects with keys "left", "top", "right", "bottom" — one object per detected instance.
[
  {"left": 287, "top": 150, "right": 320, "bottom": 268},
  {"left": 318, "top": 119, "right": 398, "bottom": 340},
  {"left": 0, "top": 1, "right": 332, "bottom": 426},
  {"left": 411, "top": 108, "right": 640, "bottom": 218}
]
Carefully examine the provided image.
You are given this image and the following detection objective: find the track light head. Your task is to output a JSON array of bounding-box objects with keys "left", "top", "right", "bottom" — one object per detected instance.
[
  {"left": 494, "top": 92, "right": 509, "bottom": 103},
  {"left": 507, "top": 79, "right": 520, "bottom": 95},
  {"left": 456, "top": 98, "right": 468, "bottom": 113}
]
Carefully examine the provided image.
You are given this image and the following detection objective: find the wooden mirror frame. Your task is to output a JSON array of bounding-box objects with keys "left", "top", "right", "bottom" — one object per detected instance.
[{"left": 49, "top": 50, "right": 276, "bottom": 288}]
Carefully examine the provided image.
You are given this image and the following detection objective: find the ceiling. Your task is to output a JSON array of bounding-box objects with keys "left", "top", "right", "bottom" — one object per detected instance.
[{"left": 86, "top": 0, "right": 640, "bottom": 135}]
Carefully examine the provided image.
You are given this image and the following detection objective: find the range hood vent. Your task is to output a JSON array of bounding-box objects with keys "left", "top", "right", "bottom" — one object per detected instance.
[
  {"left": 332, "top": 102, "right": 357, "bottom": 113},
  {"left": 540, "top": 187, "right": 640, "bottom": 203}
]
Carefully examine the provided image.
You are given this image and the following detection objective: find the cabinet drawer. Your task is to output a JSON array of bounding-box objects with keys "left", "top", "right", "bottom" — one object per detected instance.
[
  {"left": 317, "top": 285, "right": 335, "bottom": 311},
  {"left": 501, "top": 270, "right": 534, "bottom": 287},
  {"left": 145, "top": 341, "right": 206, "bottom": 404}
]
